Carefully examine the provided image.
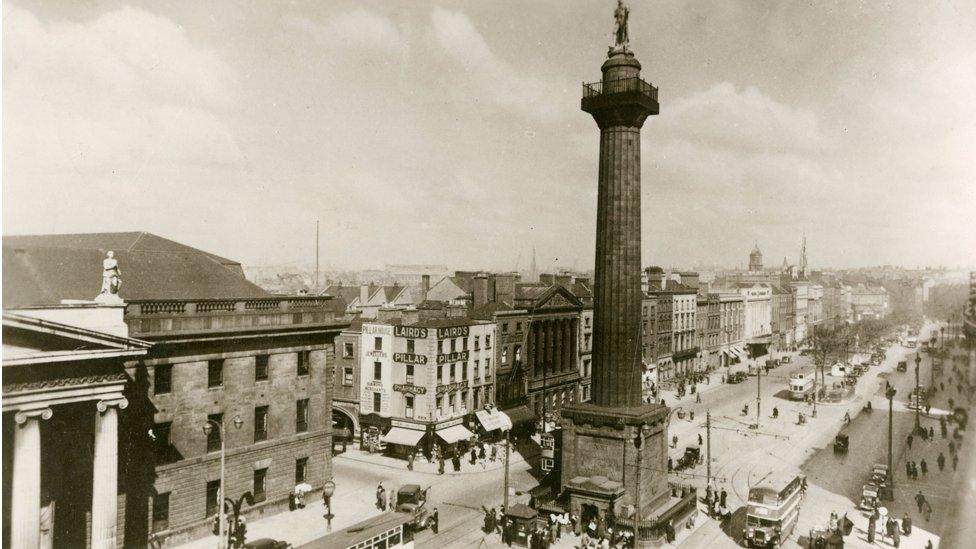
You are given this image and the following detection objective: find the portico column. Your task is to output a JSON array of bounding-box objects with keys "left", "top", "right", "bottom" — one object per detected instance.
[
  {"left": 91, "top": 398, "right": 127, "bottom": 549},
  {"left": 11, "top": 408, "right": 53, "bottom": 549}
]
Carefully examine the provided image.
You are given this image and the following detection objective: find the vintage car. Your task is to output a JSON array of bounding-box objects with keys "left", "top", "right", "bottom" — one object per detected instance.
[
  {"left": 833, "top": 433, "right": 850, "bottom": 453},
  {"left": 244, "top": 539, "right": 291, "bottom": 549},
  {"left": 781, "top": 355, "right": 792, "bottom": 364},
  {"left": 395, "top": 484, "right": 430, "bottom": 530},
  {"left": 728, "top": 371, "right": 748, "bottom": 384},
  {"left": 675, "top": 445, "right": 703, "bottom": 470},
  {"left": 859, "top": 484, "right": 880, "bottom": 511},
  {"left": 870, "top": 464, "right": 890, "bottom": 487},
  {"left": 897, "top": 361, "right": 908, "bottom": 372}
]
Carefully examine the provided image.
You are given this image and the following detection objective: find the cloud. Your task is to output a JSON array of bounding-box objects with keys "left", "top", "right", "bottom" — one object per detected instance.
[
  {"left": 3, "top": 5, "right": 242, "bottom": 173},
  {"left": 428, "top": 9, "right": 570, "bottom": 120}
]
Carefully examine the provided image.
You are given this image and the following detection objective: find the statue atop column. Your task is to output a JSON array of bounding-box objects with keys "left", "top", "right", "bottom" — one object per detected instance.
[
  {"left": 95, "top": 251, "right": 123, "bottom": 304},
  {"left": 611, "top": 0, "right": 630, "bottom": 54}
]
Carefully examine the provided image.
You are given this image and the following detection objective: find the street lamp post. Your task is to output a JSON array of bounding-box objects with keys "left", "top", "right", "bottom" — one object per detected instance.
[
  {"left": 322, "top": 479, "right": 336, "bottom": 532},
  {"left": 633, "top": 423, "right": 651, "bottom": 542},
  {"left": 914, "top": 354, "right": 922, "bottom": 432},
  {"left": 203, "top": 415, "right": 243, "bottom": 549},
  {"left": 886, "top": 384, "right": 897, "bottom": 500}
]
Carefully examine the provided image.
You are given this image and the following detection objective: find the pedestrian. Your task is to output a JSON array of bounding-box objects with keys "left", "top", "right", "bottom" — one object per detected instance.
[
  {"left": 905, "top": 460, "right": 912, "bottom": 479},
  {"left": 720, "top": 488, "right": 728, "bottom": 508},
  {"left": 867, "top": 514, "right": 876, "bottom": 543},
  {"left": 438, "top": 454, "right": 445, "bottom": 475},
  {"left": 885, "top": 517, "right": 895, "bottom": 538},
  {"left": 907, "top": 434, "right": 914, "bottom": 449},
  {"left": 926, "top": 540, "right": 934, "bottom": 549},
  {"left": 915, "top": 490, "right": 925, "bottom": 512},
  {"left": 950, "top": 439, "right": 956, "bottom": 455},
  {"left": 920, "top": 459, "right": 928, "bottom": 476},
  {"left": 430, "top": 507, "right": 439, "bottom": 534},
  {"left": 923, "top": 500, "right": 932, "bottom": 521},
  {"left": 929, "top": 426, "right": 935, "bottom": 439},
  {"left": 893, "top": 523, "right": 901, "bottom": 547},
  {"left": 491, "top": 444, "right": 498, "bottom": 462},
  {"left": 698, "top": 433, "right": 703, "bottom": 446},
  {"left": 911, "top": 461, "right": 918, "bottom": 480},
  {"left": 407, "top": 451, "right": 415, "bottom": 471},
  {"left": 672, "top": 435, "right": 678, "bottom": 448},
  {"left": 953, "top": 453, "right": 959, "bottom": 471},
  {"left": 937, "top": 452, "right": 945, "bottom": 471},
  {"left": 902, "top": 513, "right": 912, "bottom": 535}
]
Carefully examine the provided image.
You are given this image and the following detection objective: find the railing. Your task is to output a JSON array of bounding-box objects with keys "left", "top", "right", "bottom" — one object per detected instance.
[
  {"left": 126, "top": 297, "right": 349, "bottom": 336},
  {"left": 198, "top": 300, "right": 236, "bottom": 313},
  {"left": 582, "top": 76, "right": 658, "bottom": 101},
  {"left": 140, "top": 301, "right": 186, "bottom": 315}
]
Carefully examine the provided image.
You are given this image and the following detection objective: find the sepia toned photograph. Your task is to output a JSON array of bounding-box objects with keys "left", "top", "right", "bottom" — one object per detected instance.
[{"left": 2, "top": 1, "right": 975, "bottom": 548}]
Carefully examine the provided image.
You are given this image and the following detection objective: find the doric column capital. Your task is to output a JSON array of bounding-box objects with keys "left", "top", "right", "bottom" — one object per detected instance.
[
  {"left": 97, "top": 398, "right": 129, "bottom": 414},
  {"left": 15, "top": 407, "right": 53, "bottom": 424}
]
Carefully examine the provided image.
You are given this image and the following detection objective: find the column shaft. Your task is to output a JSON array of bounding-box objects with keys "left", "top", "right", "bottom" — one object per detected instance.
[
  {"left": 11, "top": 411, "right": 49, "bottom": 549},
  {"left": 91, "top": 401, "right": 124, "bottom": 549}
]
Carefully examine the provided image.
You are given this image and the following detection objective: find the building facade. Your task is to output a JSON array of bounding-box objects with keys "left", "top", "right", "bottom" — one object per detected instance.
[
  {"left": 770, "top": 285, "right": 796, "bottom": 351},
  {"left": 717, "top": 291, "right": 746, "bottom": 370}
]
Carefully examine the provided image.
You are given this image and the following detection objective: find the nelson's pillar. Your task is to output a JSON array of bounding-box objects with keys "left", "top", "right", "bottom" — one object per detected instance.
[{"left": 557, "top": 2, "right": 697, "bottom": 544}]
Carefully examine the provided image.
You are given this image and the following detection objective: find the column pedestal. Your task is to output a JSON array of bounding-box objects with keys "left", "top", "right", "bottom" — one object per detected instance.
[
  {"left": 11, "top": 408, "right": 53, "bottom": 549},
  {"left": 91, "top": 398, "right": 127, "bottom": 549}
]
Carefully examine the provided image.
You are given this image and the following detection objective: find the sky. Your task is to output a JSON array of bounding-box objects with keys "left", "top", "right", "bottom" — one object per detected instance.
[{"left": 4, "top": 0, "right": 975, "bottom": 272}]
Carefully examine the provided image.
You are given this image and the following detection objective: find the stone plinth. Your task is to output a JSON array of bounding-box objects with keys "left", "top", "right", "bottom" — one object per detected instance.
[{"left": 559, "top": 402, "right": 670, "bottom": 522}]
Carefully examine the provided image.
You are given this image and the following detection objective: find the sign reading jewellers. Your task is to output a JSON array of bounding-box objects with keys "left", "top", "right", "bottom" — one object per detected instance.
[
  {"left": 437, "top": 326, "right": 470, "bottom": 339},
  {"left": 393, "top": 384, "right": 427, "bottom": 395},
  {"left": 436, "top": 380, "right": 469, "bottom": 395},
  {"left": 393, "top": 353, "right": 428, "bottom": 365},
  {"left": 437, "top": 351, "right": 469, "bottom": 364},
  {"left": 394, "top": 326, "right": 429, "bottom": 339}
]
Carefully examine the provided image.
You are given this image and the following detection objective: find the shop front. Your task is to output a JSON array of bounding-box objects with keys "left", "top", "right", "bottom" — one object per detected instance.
[
  {"left": 474, "top": 407, "right": 513, "bottom": 441},
  {"left": 433, "top": 417, "right": 475, "bottom": 456},
  {"left": 380, "top": 420, "right": 427, "bottom": 459}
]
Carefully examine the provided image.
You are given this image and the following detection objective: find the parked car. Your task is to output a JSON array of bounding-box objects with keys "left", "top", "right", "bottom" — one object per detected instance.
[
  {"left": 244, "top": 539, "right": 290, "bottom": 549},
  {"left": 859, "top": 484, "right": 880, "bottom": 511},
  {"left": 781, "top": 355, "right": 792, "bottom": 364},
  {"left": 833, "top": 433, "right": 850, "bottom": 453},
  {"left": 728, "top": 372, "right": 747, "bottom": 384},
  {"left": 897, "top": 361, "right": 908, "bottom": 372}
]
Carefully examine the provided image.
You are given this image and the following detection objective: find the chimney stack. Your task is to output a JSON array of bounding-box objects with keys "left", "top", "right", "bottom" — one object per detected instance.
[
  {"left": 473, "top": 274, "right": 489, "bottom": 307},
  {"left": 421, "top": 274, "right": 431, "bottom": 303},
  {"left": 360, "top": 283, "right": 369, "bottom": 305}
]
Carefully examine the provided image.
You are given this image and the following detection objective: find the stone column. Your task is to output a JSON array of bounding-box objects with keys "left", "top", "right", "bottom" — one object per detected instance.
[
  {"left": 11, "top": 408, "right": 53, "bottom": 549},
  {"left": 91, "top": 398, "right": 127, "bottom": 549}
]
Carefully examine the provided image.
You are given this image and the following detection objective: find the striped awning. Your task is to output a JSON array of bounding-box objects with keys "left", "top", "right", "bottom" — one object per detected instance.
[{"left": 381, "top": 427, "right": 425, "bottom": 447}]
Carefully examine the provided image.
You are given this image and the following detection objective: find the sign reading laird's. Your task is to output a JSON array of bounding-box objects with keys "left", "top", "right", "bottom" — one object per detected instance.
[
  {"left": 437, "top": 326, "right": 470, "bottom": 339},
  {"left": 394, "top": 326, "right": 429, "bottom": 339},
  {"left": 437, "top": 351, "right": 469, "bottom": 364},
  {"left": 393, "top": 384, "right": 427, "bottom": 395},
  {"left": 393, "top": 353, "right": 427, "bottom": 365}
]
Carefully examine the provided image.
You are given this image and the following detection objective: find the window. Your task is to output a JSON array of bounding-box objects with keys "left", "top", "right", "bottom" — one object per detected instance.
[
  {"left": 297, "top": 350, "right": 311, "bottom": 376},
  {"left": 253, "top": 468, "right": 268, "bottom": 502},
  {"left": 405, "top": 395, "right": 414, "bottom": 418},
  {"left": 502, "top": 347, "right": 508, "bottom": 365},
  {"left": 485, "top": 358, "right": 491, "bottom": 378},
  {"left": 583, "top": 385, "right": 591, "bottom": 401},
  {"left": 374, "top": 337, "right": 383, "bottom": 351},
  {"left": 343, "top": 342, "right": 355, "bottom": 358},
  {"left": 255, "top": 355, "right": 269, "bottom": 381},
  {"left": 206, "top": 413, "right": 222, "bottom": 453},
  {"left": 373, "top": 361, "right": 382, "bottom": 381},
  {"left": 437, "top": 340, "right": 443, "bottom": 354},
  {"left": 584, "top": 360, "right": 591, "bottom": 377},
  {"left": 450, "top": 364, "right": 456, "bottom": 383},
  {"left": 406, "top": 364, "right": 414, "bottom": 384},
  {"left": 585, "top": 316, "right": 591, "bottom": 327},
  {"left": 461, "top": 363, "right": 467, "bottom": 381},
  {"left": 372, "top": 392, "right": 382, "bottom": 413},
  {"left": 474, "top": 388, "right": 481, "bottom": 409},
  {"left": 295, "top": 457, "right": 308, "bottom": 484},
  {"left": 407, "top": 339, "right": 415, "bottom": 354},
  {"left": 296, "top": 399, "right": 309, "bottom": 433},
  {"left": 461, "top": 390, "right": 468, "bottom": 409},
  {"left": 207, "top": 360, "right": 223, "bottom": 388},
  {"left": 474, "top": 336, "right": 480, "bottom": 350},
  {"left": 449, "top": 393, "right": 456, "bottom": 413},
  {"left": 584, "top": 334, "right": 591, "bottom": 349},
  {"left": 205, "top": 480, "right": 220, "bottom": 517},
  {"left": 154, "top": 364, "right": 172, "bottom": 395},
  {"left": 343, "top": 367, "right": 353, "bottom": 386},
  {"left": 437, "top": 365, "right": 443, "bottom": 383},
  {"left": 516, "top": 322, "right": 522, "bottom": 332},
  {"left": 450, "top": 339, "right": 457, "bottom": 353},
  {"left": 152, "top": 491, "right": 170, "bottom": 532},
  {"left": 502, "top": 323, "right": 509, "bottom": 334},
  {"left": 486, "top": 334, "right": 492, "bottom": 348},
  {"left": 474, "top": 359, "right": 480, "bottom": 379},
  {"left": 463, "top": 337, "right": 468, "bottom": 351},
  {"left": 153, "top": 422, "right": 173, "bottom": 462},
  {"left": 514, "top": 345, "right": 522, "bottom": 363},
  {"left": 254, "top": 406, "right": 269, "bottom": 442}
]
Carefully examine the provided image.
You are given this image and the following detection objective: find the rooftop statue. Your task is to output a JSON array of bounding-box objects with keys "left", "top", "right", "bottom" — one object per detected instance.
[
  {"left": 613, "top": 0, "right": 630, "bottom": 52},
  {"left": 95, "top": 250, "right": 123, "bottom": 303}
]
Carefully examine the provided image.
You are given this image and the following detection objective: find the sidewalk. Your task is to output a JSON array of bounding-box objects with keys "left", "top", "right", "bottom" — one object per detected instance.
[{"left": 336, "top": 440, "right": 529, "bottom": 476}]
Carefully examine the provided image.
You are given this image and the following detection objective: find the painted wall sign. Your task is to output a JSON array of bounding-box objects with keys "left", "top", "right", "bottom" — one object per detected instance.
[
  {"left": 393, "top": 352, "right": 428, "bottom": 365},
  {"left": 436, "top": 380, "right": 469, "bottom": 395},
  {"left": 437, "top": 326, "right": 470, "bottom": 339},
  {"left": 436, "top": 350, "right": 469, "bottom": 364},
  {"left": 394, "top": 326, "right": 429, "bottom": 339}
]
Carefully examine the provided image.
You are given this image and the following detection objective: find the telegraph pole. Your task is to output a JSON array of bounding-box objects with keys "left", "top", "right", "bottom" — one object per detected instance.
[
  {"left": 503, "top": 429, "right": 511, "bottom": 510},
  {"left": 706, "top": 410, "right": 712, "bottom": 487},
  {"left": 886, "top": 384, "right": 897, "bottom": 500},
  {"left": 314, "top": 220, "right": 320, "bottom": 293},
  {"left": 755, "top": 363, "right": 762, "bottom": 428}
]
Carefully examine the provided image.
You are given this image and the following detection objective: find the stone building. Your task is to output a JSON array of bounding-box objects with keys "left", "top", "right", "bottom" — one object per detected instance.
[
  {"left": 2, "top": 232, "right": 348, "bottom": 546},
  {"left": 360, "top": 317, "right": 496, "bottom": 458},
  {"left": 716, "top": 290, "right": 746, "bottom": 370},
  {"left": 645, "top": 269, "right": 698, "bottom": 380},
  {"left": 770, "top": 284, "right": 796, "bottom": 351}
]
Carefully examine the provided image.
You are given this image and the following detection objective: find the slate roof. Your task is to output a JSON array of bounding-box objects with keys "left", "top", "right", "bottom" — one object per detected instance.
[
  {"left": 323, "top": 285, "right": 365, "bottom": 305},
  {"left": 3, "top": 232, "right": 268, "bottom": 307}
]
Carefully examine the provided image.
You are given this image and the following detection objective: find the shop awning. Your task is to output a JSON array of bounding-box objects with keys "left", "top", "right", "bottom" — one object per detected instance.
[
  {"left": 381, "top": 427, "right": 425, "bottom": 447},
  {"left": 731, "top": 346, "right": 746, "bottom": 359},
  {"left": 475, "top": 409, "right": 513, "bottom": 432},
  {"left": 503, "top": 405, "right": 537, "bottom": 426},
  {"left": 436, "top": 424, "right": 475, "bottom": 444}
]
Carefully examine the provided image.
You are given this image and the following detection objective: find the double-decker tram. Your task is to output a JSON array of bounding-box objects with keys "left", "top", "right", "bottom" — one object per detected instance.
[{"left": 743, "top": 468, "right": 805, "bottom": 548}]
